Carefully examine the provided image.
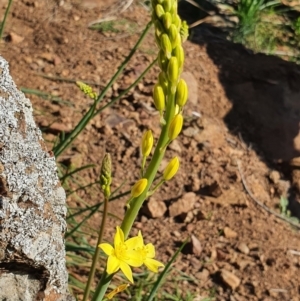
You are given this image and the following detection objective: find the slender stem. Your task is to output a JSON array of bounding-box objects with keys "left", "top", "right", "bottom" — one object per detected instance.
[
  {"left": 121, "top": 86, "right": 176, "bottom": 238},
  {"left": 0, "top": 0, "right": 13, "bottom": 40},
  {"left": 82, "top": 195, "right": 109, "bottom": 301},
  {"left": 53, "top": 21, "right": 153, "bottom": 158},
  {"left": 91, "top": 271, "right": 114, "bottom": 301}
]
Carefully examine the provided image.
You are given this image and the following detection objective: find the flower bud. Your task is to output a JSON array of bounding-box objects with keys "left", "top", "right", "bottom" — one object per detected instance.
[
  {"left": 141, "top": 130, "right": 154, "bottom": 157},
  {"left": 162, "top": 12, "right": 172, "bottom": 30},
  {"left": 163, "top": 157, "right": 180, "bottom": 180},
  {"left": 131, "top": 178, "right": 148, "bottom": 198},
  {"left": 180, "top": 20, "right": 189, "bottom": 43},
  {"left": 168, "top": 113, "right": 183, "bottom": 141},
  {"left": 100, "top": 153, "right": 112, "bottom": 198},
  {"left": 163, "top": 0, "right": 173, "bottom": 12},
  {"left": 170, "top": 0, "right": 178, "bottom": 14},
  {"left": 160, "top": 33, "right": 172, "bottom": 59},
  {"left": 153, "top": 83, "right": 165, "bottom": 112},
  {"left": 168, "top": 24, "right": 180, "bottom": 48},
  {"left": 158, "top": 71, "right": 168, "bottom": 95},
  {"left": 167, "top": 56, "right": 179, "bottom": 88},
  {"left": 155, "top": 4, "right": 165, "bottom": 19},
  {"left": 158, "top": 50, "right": 168, "bottom": 71},
  {"left": 155, "top": 20, "right": 165, "bottom": 38},
  {"left": 172, "top": 45, "right": 184, "bottom": 70},
  {"left": 173, "top": 15, "right": 181, "bottom": 29},
  {"left": 175, "top": 79, "right": 188, "bottom": 107}
]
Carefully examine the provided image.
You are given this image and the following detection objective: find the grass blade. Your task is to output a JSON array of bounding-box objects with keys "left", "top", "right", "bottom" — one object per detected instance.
[{"left": 145, "top": 238, "right": 189, "bottom": 301}]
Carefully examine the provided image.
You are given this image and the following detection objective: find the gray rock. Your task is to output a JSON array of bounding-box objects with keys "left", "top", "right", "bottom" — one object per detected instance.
[{"left": 0, "top": 56, "right": 74, "bottom": 300}]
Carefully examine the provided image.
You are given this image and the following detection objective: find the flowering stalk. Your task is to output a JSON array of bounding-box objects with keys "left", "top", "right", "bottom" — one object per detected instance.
[
  {"left": 92, "top": 1, "right": 188, "bottom": 299},
  {"left": 121, "top": 0, "right": 188, "bottom": 237},
  {"left": 83, "top": 154, "right": 111, "bottom": 301}
]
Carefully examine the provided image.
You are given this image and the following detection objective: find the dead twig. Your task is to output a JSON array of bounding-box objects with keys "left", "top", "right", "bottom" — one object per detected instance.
[{"left": 237, "top": 161, "right": 300, "bottom": 230}]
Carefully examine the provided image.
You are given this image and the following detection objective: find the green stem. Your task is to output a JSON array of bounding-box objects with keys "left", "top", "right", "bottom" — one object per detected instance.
[
  {"left": 91, "top": 271, "right": 114, "bottom": 301},
  {"left": 82, "top": 195, "right": 109, "bottom": 301},
  {"left": 0, "top": 0, "right": 13, "bottom": 41},
  {"left": 53, "top": 21, "right": 153, "bottom": 158},
  {"left": 121, "top": 87, "right": 176, "bottom": 237}
]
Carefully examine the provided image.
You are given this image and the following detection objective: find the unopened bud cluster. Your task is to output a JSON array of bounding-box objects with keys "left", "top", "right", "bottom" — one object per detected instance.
[
  {"left": 151, "top": 0, "right": 188, "bottom": 136},
  {"left": 127, "top": 0, "right": 188, "bottom": 209}
]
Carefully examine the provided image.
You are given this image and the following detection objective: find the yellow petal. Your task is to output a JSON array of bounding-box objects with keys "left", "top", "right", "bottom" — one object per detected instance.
[
  {"left": 105, "top": 284, "right": 130, "bottom": 300},
  {"left": 144, "top": 258, "right": 165, "bottom": 273},
  {"left": 98, "top": 243, "right": 114, "bottom": 256},
  {"left": 125, "top": 235, "right": 142, "bottom": 249},
  {"left": 107, "top": 255, "right": 121, "bottom": 274},
  {"left": 137, "top": 230, "right": 144, "bottom": 247},
  {"left": 145, "top": 243, "right": 155, "bottom": 258},
  {"left": 119, "top": 261, "right": 134, "bottom": 283},
  {"left": 114, "top": 226, "right": 124, "bottom": 247},
  {"left": 125, "top": 250, "right": 143, "bottom": 267}
]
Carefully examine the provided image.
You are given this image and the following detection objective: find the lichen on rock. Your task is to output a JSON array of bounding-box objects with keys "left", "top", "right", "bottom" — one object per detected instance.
[{"left": 0, "top": 56, "right": 73, "bottom": 301}]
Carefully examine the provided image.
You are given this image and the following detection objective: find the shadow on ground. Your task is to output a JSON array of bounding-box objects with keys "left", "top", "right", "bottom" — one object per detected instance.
[{"left": 179, "top": 0, "right": 300, "bottom": 216}]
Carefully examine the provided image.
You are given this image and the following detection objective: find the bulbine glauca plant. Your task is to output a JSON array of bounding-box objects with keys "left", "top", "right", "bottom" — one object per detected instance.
[{"left": 82, "top": 1, "right": 189, "bottom": 300}]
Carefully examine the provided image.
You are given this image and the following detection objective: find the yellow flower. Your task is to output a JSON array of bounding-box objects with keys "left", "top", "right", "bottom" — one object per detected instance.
[
  {"left": 105, "top": 284, "right": 130, "bottom": 300},
  {"left": 135, "top": 231, "right": 165, "bottom": 273},
  {"left": 99, "top": 227, "right": 143, "bottom": 283},
  {"left": 163, "top": 156, "right": 180, "bottom": 181}
]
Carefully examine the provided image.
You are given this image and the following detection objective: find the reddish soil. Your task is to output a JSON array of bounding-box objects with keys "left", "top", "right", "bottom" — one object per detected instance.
[{"left": 2, "top": 0, "right": 300, "bottom": 300}]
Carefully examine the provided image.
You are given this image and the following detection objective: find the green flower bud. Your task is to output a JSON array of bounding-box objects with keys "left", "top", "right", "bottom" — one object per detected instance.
[
  {"left": 163, "top": 0, "right": 173, "bottom": 12},
  {"left": 160, "top": 33, "right": 172, "bottom": 59},
  {"left": 167, "top": 56, "right": 179, "bottom": 89},
  {"left": 172, "top": 45, "right": 184, "bottom": 70},
  {"left": 162, "top": 12, "right": 172, "bottom": 30},
  {"left": 100, "top": 153, "right": 112, "bottom": 198},
  {"left": 153, "top": 83, "right": 166, "bottom": 112},
  {"left": 141, "top": 130, "right": 154, "bottom": 157},
  {"left": 76, "top": 81, "right": 98, "bottom": 100},
  {"left": 155, "top": 4, "right": 165, "bottom": 19},
  {"left": 158, "top": 50, "right": 168, "bottom": 71},
  {"left": 168, "top": 24, "right": 180, "bottom": 48},
  {"left": 158, "top": 71, "right": 168, "bottom": 95},
  {"left": 180, "top": 20, "right": 189, "bottom": 43},
  {"left": 175, "top": 79, "right": 188, "bottom": 107},
  {"left": 170, "top": 0, "right": 178, "bottom": 14},
  {"left": 173, "top": 14, "right": 181, "bottom": 29},
  {"left": 163, "top": 157, "right": 180, "bottom": 180},
  {"left": 168, "top": 113, "right": 183, "bottom": 141},
  {"left": 131, "top": 178, "right": 148, "bottom": 198},
  {"left": 155, "top": 20, "right": 165, "bottom": 38}
]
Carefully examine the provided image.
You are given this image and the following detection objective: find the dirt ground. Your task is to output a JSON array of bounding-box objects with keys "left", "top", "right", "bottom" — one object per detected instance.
[{"left": 2, "top": 0, "right": 300, "bottom": 300}]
